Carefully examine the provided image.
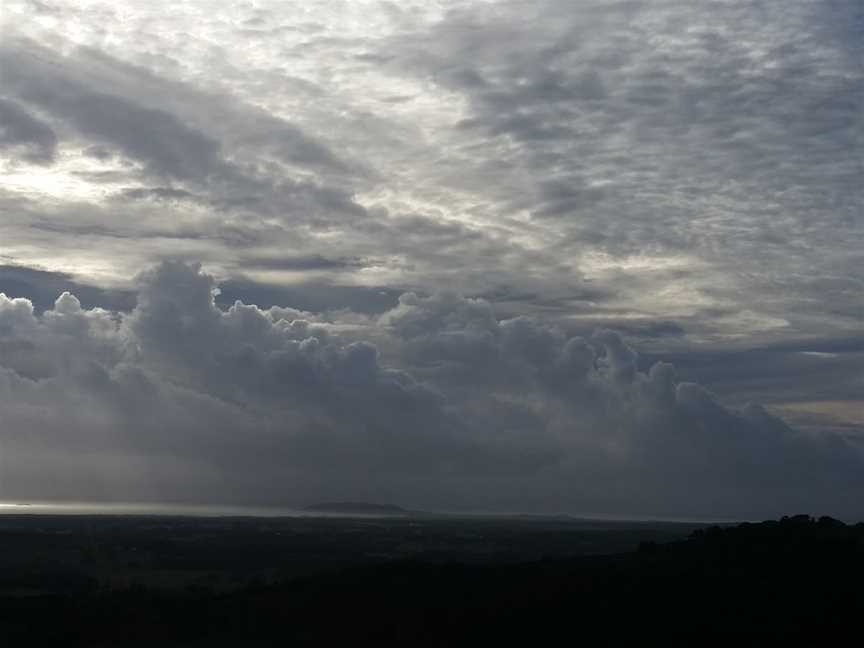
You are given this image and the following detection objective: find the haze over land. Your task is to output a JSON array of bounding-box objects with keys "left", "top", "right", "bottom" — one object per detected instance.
[{"left": 0, "top": 1, "right": 861, "bottom": 518}]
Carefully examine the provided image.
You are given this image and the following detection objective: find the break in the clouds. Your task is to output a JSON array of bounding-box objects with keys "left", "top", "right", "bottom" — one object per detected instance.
[{"left": 0, "top": 1, "right": 861, "bottom": 517}]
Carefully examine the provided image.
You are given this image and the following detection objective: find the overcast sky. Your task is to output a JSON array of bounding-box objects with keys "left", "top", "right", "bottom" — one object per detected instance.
[{"left": 0, "top": 0, "right": 861, "bottom": 519}]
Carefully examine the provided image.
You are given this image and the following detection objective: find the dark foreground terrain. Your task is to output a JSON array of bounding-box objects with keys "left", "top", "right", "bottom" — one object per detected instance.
[{"left": 0, "top": 513, "right": 861, "bottom": 645}]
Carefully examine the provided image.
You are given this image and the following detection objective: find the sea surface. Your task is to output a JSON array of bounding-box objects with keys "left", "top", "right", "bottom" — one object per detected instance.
[{"left": 0, "top": 500, "right": 741, "bottom": 524}]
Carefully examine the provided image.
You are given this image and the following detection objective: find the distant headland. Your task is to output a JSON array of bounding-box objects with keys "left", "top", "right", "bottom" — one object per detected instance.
[{"left": 304, "top": 502, "right": 409, "bottom": 515}]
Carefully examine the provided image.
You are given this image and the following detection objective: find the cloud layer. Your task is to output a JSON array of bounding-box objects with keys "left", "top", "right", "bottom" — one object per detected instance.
[
  {"left": 0, "top": 261, "right": 861, "bottom": 518},
  {"left": 1, "top": 1, "right": 860, "bottom": 343},
  {"left": 0, "top": 1, "right": 861, "bottom": 516}
]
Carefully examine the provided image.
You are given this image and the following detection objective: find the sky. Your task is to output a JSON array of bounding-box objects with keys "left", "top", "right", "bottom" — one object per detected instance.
[{"left": 0, "top": 0, "right": 861, "bottom": 519}]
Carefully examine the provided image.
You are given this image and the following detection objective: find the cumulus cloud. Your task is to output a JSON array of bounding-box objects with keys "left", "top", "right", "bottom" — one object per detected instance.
[
  {"left": 0, "top": 261, "right": 861, "bottom": 518},
  {"left": 0, "top": 1, "right": 861, "bottom": 517}
]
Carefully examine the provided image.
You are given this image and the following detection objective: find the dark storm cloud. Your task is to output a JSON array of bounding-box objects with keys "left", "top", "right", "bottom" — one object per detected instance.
[
  {"left": 0, "top": 98, "right": 57, "bottom": 164},
  {"left": 0, "top": 261, "right": 861, "bottom": 516},
  {"left": 0, "top": 1, "right": 861, "bottom": 518}
]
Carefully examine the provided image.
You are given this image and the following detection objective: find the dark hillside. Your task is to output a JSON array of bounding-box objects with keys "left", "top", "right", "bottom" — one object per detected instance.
[{"left": 1, "top": 515, "right": 862, "bottom": 645}]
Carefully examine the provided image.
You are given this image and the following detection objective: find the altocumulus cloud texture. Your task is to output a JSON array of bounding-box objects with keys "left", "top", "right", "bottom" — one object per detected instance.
[
  {"left": 0, "top": 0, "right": 862, "bottom": 518},
  {"left": 0, "top": 261, "right": 861, "bottom": 518}
]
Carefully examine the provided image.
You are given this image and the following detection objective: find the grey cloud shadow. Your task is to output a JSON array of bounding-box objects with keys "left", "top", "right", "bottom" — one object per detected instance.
[
  {"left": 241, "top": 255, "right": 373, "bottom": 272},
  {"left": 0, "top": 39, "right": 367, "bottom": 225},
  {"left": 0, "top": 97, "right": 58, "bottom": 164},
  {"left": 216, "top": 278, "right": 403, "bottom": 315}
]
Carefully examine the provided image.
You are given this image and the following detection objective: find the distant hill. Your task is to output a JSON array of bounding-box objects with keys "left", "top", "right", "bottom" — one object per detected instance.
[{"left": 304, "top": 502, "right": 409, "bottom": 515}]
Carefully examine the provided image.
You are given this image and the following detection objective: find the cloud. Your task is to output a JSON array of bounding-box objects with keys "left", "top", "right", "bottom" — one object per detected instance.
[
  {"left": 0, "top": 39, "right": 366, "bottom": 226},
  {"left": 0, "top": 265, "right": 135, "bottom": 313},
  {"left": 0, "top": 2, "right": 860, "bottom": 517},
  {"left": 1, "top": 261, "right": 860, "bottom": 517},
  {"left": 242, "top": 255, "right": 371, "bottom": 272},
  {"left": 0, "top": 1, "right": 859, "bottom": 343},
  {"left": 215, "top": 279, "right": 403, "bottom": 315},
  {"left": 376, "top": 0, "right": 863, "bottom": 341},
  {"left": 0, "top": 98, "right": 57, "bottom": 164}
]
